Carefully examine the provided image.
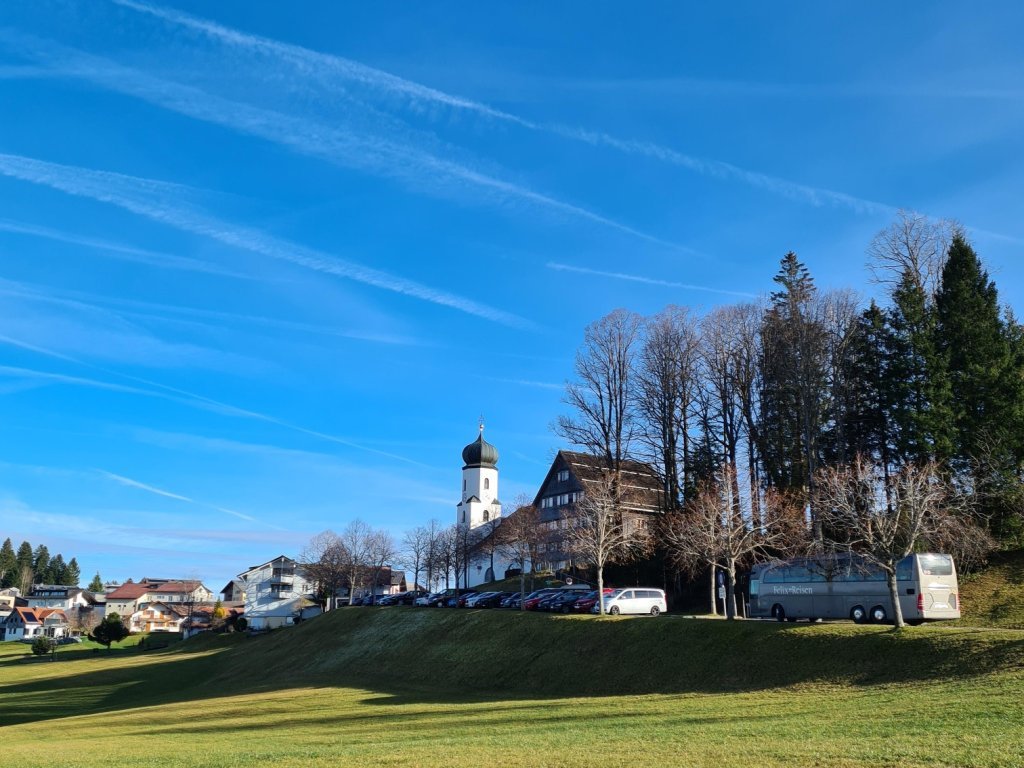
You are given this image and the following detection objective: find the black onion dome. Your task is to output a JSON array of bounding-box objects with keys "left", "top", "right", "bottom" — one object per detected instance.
[{"left": 462, "top": 432, "right": 499, "bottom": 468}]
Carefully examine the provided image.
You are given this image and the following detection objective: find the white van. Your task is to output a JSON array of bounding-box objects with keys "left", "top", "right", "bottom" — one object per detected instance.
[{"left": 594, "top": 588, "right": 667, "bottom": 616}]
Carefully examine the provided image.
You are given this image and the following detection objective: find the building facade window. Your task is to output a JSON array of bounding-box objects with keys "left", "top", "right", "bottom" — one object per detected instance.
[
  {"left": 557, "top": 469, "right": 570, "bottom": 482},
  {"left": 484, "top": 478, "right": 490, "bottom": 490}
]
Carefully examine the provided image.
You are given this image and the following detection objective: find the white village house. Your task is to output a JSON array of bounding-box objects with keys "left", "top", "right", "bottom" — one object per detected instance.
[{"left": 239, "top": 555, "right": 319, "bottom": 630}]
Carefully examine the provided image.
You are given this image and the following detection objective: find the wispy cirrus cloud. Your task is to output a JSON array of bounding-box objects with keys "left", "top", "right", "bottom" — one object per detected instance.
[
  {"left": 546, "top": 261, "right": 758, "bottom": 299},
  {"left": 0, "top": 152, "right": 534, "bottom": 329},
  {"left": 109, "top": 0, "right": 899, "bottom": 218},
  {"left": 0, "top": 334, "right": 429, "bottom": 467},
  {"left": 0, "top": 28, "right": 685, "bottom": 254},
  {"left": 0, "top": 274, "right": 425, "bottom": 348},
  {"left": 0, "top": 218, "right": 253, "bottom": 279},
  {"left": 97, "top": 469, "right": 280, "bottom": 527}
]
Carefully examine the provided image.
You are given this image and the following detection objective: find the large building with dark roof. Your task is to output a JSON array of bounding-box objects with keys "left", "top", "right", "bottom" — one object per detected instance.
[{"left": 531, "top": 450, "right": 664, "bottom": 573}]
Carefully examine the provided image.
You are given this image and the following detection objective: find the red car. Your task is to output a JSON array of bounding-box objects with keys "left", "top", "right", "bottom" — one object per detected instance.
[
  {"left": 522, "top": 588, "right": 560, "bottom": 611},
  {"left": 573, "top": 589, "right": 616, "bottom": 613}
]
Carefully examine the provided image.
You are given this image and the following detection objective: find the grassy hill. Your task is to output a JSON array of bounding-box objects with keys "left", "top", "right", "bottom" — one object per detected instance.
[
  {"left": 959, "top": 548, "right": 1024, "bottom": 629},
  {"left": 1, "top": 608, "right": 1023, "bottom": 767}
]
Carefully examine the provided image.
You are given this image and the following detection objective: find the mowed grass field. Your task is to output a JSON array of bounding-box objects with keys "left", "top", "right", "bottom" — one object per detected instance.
[{"left": 2, "top": 608, "right": 1023, "bottom": 768}]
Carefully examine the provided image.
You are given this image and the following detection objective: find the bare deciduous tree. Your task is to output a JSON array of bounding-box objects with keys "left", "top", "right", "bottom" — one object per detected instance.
[
  {"left": 815, "top": 456, "right": 984, "bottom": 628},
  {"left": 498, "top": 494, "right": 544, "bottom": 607},
  {"left": 867, "top": 210, "right": 958, "bottom": 299},
  {"left": 558, "top": 309, "right": 644, "bottom": 471},
  {"left": 635, "top": 306, "right": 700, "bottom": 509},
  {"left": 662, "top": 465, "right": 805, "bottom": 619},
  {"left": 340, "top": 519, "right": 373, "bottom": 603},
  {"left": 400, "top": 526, "right": 432, "bottom": 592},
  {"left": 366, "top": 529, "right": 397, "bottom": 599},
  {"left": 300, "top": 530, "right": 350, "bottom": 609},
  {"left": 564, "top": 473, "right": 651, "bottom": 614}
]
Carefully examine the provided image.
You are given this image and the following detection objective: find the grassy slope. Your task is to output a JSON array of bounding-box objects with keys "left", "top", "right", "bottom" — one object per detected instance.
[
  {"left": 1, "top": 609, "right": 1023, "bottom": 768},
  {"left": 959, "top": 549, "right": 1024, "bottom": 629}
]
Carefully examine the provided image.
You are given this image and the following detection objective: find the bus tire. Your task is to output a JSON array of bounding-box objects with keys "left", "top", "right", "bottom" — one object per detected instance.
[
  {"left": 850, "top": 605, "right": 867, "bottom": 624},
  {"left": 772, "top": 604, "right": 786, "bottom": 622},
  {"left": 869, "top": 605, "right": 888, "bottom": 624}
]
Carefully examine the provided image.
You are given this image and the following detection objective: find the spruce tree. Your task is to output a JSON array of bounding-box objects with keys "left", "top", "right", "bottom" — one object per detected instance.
[
  {"left": 15, "top": 541, "right": 33, "bottom": 591},
  {"left": 88, "top": 572, "right": 104, "bottom": 592},
  {"left": 50, "top": 553, "right": 67, "bottom": 585},
  {"left": 32, "top": 544, "right": 50, "bottom": 585},
  {"left": 838, "top": 302, "right": 895, "bottom": 468},
  {"left": 0, "top": 538, "right": 15, "bottom": 588},
  {"left": 886, "top": 269, "right": 952, "bottom": 463},
  {"left": 935, "top": 236, "right": 1024, "bottom": 538},
  {"left": 65, "top": 558, "right": 81, "bottom": 587}
]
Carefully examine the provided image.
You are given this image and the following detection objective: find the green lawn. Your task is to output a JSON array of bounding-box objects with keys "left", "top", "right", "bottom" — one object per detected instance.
[{"left": 1, "top": 610, "right": 1022, "bottom": 767}]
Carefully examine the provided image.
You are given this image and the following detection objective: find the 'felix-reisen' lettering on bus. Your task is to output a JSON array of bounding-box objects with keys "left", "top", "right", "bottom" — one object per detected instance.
[{"left": 771, "top": 586, "right": 813, "bottom": 595}]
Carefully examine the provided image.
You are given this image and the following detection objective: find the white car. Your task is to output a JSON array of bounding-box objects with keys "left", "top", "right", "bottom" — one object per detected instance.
[
  {"left": 594, "top": 588, "right": 667, "bottom": 616},
  {"left": 465, "top": 591, "right": 498, "bottom": 608}
]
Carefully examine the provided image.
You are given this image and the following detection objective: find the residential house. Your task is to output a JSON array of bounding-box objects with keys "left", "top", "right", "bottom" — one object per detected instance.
[
  {"left": 104, "top": 580, "right": 213, "bottom": 623},
  {"left": 37, "top": 608, "right": 70, "bottom": 639},
  {"left": 2, "top": 607, "right": 42, "bottom": 641},
  {"left": 130, "top": 601, "right": 191, "bottom": 633},
  {"left": 532, "top": 451, "right": 664, "bottom": 574},
  {"left": 24, "top": 584, "right": 97, "bottom": 612},
  {"left": 239, "top": 556, "right": 318, "bottom": 630},
  {"left": 219, "top": 579, "right": 247, "bottom": 603}
]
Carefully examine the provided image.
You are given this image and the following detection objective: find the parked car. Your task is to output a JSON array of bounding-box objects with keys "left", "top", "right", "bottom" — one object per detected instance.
[
  {"left": 475, "top": 592, "right": 514, "bottom": 609},
  {"left": 455, "top": 591, "right": 479, "bottom": 608},
  {"left": 593, "top": 588, "right": 667, "bottom": 616},
  {"left": 572, "top": 589, "right": 615, "bottom": 613},
  {"left": 499, "top": 592, "right": 521, "bottom": 608},
  {"left": 465, "top": 591, "right": 497, "bottom": 608},
  {"left": 522, "top": 589, "right": 561, "bottom": 611},
  {"left": 415, "top": 592, "right": 440, "bottom": 606},
  {"left": 546, "top": 592, "right": 584, "bottom": 614},
  {"left": 399, "top": 590, "right": 428, "bottom": 605},
  {"left": 376, "top": 594, "right": 400, "bottom": 606}
]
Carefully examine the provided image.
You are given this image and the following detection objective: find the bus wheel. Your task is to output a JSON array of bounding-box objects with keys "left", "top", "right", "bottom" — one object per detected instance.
[
  {"left": 850, "top": 605, "right": 867, "bottom": 624},
  {"left": 772, "top": 604, "right": 786, "bottom": 622},
  {"left": 869, "top": 605, "right": 888, "bottom": 624}
]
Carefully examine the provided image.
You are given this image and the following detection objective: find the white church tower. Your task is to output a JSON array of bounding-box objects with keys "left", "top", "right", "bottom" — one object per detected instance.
[{"left": 456, "top": 423, "right": 502, "bottom": 530}]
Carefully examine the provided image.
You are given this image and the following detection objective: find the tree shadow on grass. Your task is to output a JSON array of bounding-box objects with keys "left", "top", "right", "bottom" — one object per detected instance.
[{"left": 2, "top": 612, "right": 1023, "bottom": 728}]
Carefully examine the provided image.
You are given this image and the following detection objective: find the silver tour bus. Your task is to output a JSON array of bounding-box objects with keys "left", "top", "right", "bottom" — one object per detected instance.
[{"left": 748, "top": 553, "right": 960, "bottom": 624}]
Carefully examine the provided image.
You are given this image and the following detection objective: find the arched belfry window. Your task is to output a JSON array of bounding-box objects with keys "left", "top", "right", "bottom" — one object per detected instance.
[
  {"left": 463, "top": 479, "right": 466, "bottom": 491},
  {"left": 483, "top": 510, "right": 489, "bottom": 522},
  {"left": 484, "top": 478, "right": 490, "bottom": 490}
]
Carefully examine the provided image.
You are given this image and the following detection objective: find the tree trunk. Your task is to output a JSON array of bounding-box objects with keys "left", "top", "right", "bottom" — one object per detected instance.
[
  {"left": 597, "top": 565, "right": 605, "bottom": 616},
  {"left": 709, "top": 565, "right": 718, "bottom": 616},
  {"left": 520, "top": 566, "right": 526, "bottom": 612},
  {"left": 725, "top": 560, "right": 737, "bottom": 620},
  {"left": 887, "top": 569, "right": 904, "bottom": 628}
]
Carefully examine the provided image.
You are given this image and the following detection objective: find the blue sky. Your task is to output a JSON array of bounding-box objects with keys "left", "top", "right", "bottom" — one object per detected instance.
[{"left": 1, "top": 1, "right": 1022, "bottom": 593}]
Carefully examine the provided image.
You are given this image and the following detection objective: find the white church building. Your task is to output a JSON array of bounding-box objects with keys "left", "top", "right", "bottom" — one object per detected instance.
[{"left": 457, "top": 426, "right": 515, "bottom": 587}]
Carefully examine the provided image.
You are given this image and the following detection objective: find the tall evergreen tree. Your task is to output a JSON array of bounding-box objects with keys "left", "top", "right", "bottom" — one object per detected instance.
[
  {"left": 88, "top": 572, "right": 104, "bottom": 592},
  {"left": 836, "top": 302, "right": 895, "bottom": 469},
  {"left": 15, "top": 541, "right": 33, "bottom": 593},
  {"left": 65, "top": 557, "right": 81, "bottom": 587},
  {"left": 49, "top": 553, "right": 67, "bottom": 585},
  {"left": 935, "top": 236, "right": 1024, "bottom": 538},
  {"left": 32, "top": 544, "right": 50, "bottom": 584},
  {"left": 886, "top": 269, "right": 952, "bottom": 463},
  {"left": 758, "top": 253, "right": 828, "bottom": 534},
  {"left": 0, "top": 538, "right": 15, "bottom": 588}
]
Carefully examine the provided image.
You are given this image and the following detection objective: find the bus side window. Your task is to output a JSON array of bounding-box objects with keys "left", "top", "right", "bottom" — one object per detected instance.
[
  {"left": 764, "top": 568, "right": 783, "bottom": 583},
  {"left": 896, "top": 558, "right": 913, "bottom": 582}
]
